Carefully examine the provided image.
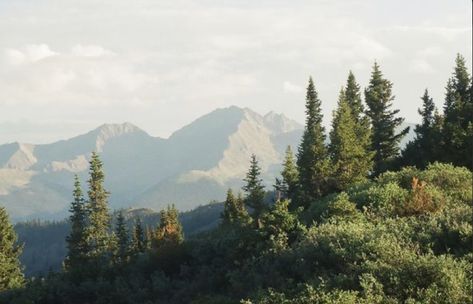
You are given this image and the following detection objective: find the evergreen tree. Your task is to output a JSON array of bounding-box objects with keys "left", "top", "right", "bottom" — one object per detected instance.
[
  {"left": 131, "top": 218, "right": 146, "bottom": 254},
  {"left": 145, "top": 226, "right": 153, "bottom": 250},
  {"left": 221, "top": 189, "right": 250, "bottom": 226},
  {"left": 345, "top": 71, "right": 364, "bottom": 119},
  {"left": 296, "top": 77, "right": 331, "bottom": 207},
  {"left": 329, "top": 89, "right": 373, "bottom": 190},
  {"left": 442, "top": 54, "right": 472, "bottom": 169},
  {"left": 401, "top": 89, "right": 440, "bottom": 168},
  {"left": 0, "top": 207, "right": 24, "bottom": 292},
  {"left": 344, "top": 72, "right": 373, "bottom": 167},
  {"left": 113, "top": 211, "right": 129, "bottom": 266},
  {"left": 242, "top": 154, "right": 266, "bottom": 227},
  {"left": 260, "top": 200, "right": 304, "bottom": 253},
  {"left": 274, "top": 146, "right": 299, "bottom": 203},
  {"left": 152, "top": 205, "right": 184, "bottom": 249},
  {"left": 65, "top": 175, "right": 89, "bottom": 275},
  {"left": 365, "top": 62, "right": 409, "bottom": 175},
  {"left": 86, "top": 152, "right": 112, "bottom": 267}
]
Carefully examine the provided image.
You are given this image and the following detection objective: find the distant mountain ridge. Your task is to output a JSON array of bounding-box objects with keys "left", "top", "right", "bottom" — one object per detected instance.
[
  {"left": 0, "top": 106, "right": 415, "bottom": 221},
  {"left": 0, "top": 106, "right": 303, "bottom": 221}
]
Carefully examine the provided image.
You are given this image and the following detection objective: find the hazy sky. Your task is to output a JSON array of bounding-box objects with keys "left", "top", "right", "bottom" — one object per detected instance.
[{"left": 0, "top": 0, "right": 471, "bottom": 144}]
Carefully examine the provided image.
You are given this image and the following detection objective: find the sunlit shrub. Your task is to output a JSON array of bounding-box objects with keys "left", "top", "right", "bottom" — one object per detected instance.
[{"left": 395, "top": 177, "right": 445, "bottom": 216}]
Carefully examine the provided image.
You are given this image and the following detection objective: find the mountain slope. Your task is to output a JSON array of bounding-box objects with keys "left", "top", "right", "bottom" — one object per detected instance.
[{"left": 0, "top": 107, "right": 302, "bottom": 221}]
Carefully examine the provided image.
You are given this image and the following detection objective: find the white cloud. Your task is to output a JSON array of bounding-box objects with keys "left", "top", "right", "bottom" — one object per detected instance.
[
  {"left": 4, "top": 44, "right": 58, "bottom": 65},
  {"left": 353, "top": 38, "right": 392, "bottom": 60},
  {"left": 409, "top": 59, "right": 436, "bottom": 74},
  {"left": 4, "top": 49, "right": 25, "bottom": 65},
  {"left": 417, "top": 46, "right": 445, "bottom": 58},
  {"left": 71, "top": 44, "right": 114, "bottom": 57},
  {"left": 25, "top": 44, "right": 58, "bottom": 61},
  {"left": 283, "top": 81, "right": 304, "bottom": 94},
  {"left": 0, "top": 0, "right": 470, "bottom": 143}
]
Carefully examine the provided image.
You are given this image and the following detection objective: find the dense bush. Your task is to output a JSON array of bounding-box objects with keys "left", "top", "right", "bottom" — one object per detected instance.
[{"left": 1, "top": 164, "right": 471, "bottom": 303}]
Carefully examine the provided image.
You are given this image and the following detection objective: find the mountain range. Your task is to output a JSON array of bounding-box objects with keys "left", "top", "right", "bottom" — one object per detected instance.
[
  {"left": 0, "top": 106, "right": 415, "bottom": 221},
  {"left": 0, "top": 106, "right": 304, "bottom": 221}
]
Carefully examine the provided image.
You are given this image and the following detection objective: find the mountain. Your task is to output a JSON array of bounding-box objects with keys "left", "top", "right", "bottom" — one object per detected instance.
[{"left": 0, "top": 107, "right": 303, "bottom": 221}]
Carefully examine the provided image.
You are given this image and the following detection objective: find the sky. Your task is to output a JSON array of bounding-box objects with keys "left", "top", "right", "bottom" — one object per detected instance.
[{"left": 0, "top": 0, "right": 471, "bottom": 144}]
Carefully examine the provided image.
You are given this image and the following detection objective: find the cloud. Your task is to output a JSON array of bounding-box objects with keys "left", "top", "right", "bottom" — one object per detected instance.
[
  {"left": 409, "top": 59, "right": 436, "bottom": 74},
  {"left": 4, "top": 44, "right": 58, "bottom": 65},
  {"left": 0, "top": 0, "right": 470, "bottom": 143},
  {"left": 71, "top": 44, "right": 114, "bottom": 57},
  {"left": 417, "top": 46, "right": 445, "bottom": 58},
  {"left": 283, "top": 81, "right": 304, "bottom": 94}
]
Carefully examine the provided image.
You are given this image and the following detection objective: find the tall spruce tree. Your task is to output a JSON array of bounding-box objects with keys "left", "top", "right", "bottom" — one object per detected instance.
[
  {"left": 365, "top": 62, "right": 409, "bottom": 175},
  {"left": 442, "top": 54, "right": 472, "bottom": 169},
  {"left": 113, "top": 211, "right": 129, "bottom": 266},
  {"left": 65, "top": 175, "right": 89, "bottom": 274},
  {"left": 401, "top": 89, "right": 440, "bottom": 168},
  {"left": 86, "top": 152, "right": 112, "bottom": 267},
  {"left": 0, "top": 207, "right": 24, "bottom": 292},
  {"left": 274, "top": 146, "right": 299, "bottom": 203},
  {"left": 329, "top": 89, "right": 373, "bottom": 190},
  {"left": 221, "top": 188, "right": 250, "bottom": 226},
  {"left": 296, "top": 77, "right": 331, "bottom": 207},
  {"left": 344, "top": 72, "right": 373, "bottom": 165},
  {"left": 242, "top": 154, "right": 266, "bottom": 227},
  {"left": 345, "top": 71, "right": 364, "bottom": 119},
  {"left": 131, "top": 218, "right": 146, "bottom": 254}
]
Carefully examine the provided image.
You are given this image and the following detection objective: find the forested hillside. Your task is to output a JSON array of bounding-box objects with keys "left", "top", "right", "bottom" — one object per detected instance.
[
  {"left": 15, "top": 203, "right": 227, "bottom": 277},
  {"left": 0, "top": 55, "right": 471, "bottom": 303}
]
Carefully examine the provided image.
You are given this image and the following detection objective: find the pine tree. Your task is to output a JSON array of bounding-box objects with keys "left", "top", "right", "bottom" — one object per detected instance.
[
  {"left": 113, "top": 211, "right": 129, "bottom": 266},
  {"left": 344, "top": 72, "right": 373, "bottom": 167},
  {"left": 0, "top": 207, "right": 24, "bottom": 292},
  {"left": 431, "top": 109, "right": 444, "bottom": 162},
  {"left": 442, "top": 54, "right": 472, "bottom": 169},
  {"left": 329, "top": 89, "right": 373, "bottom": 190},
  {"left": 260, "top": 200, "right": 304, "bottom": 252},
  {"left": 152, "top": 205, "right": 184, "bottom": 249},
  {"left": 221, "top": 188, "right": 250, "bottom": 226},
  {"left": 131, "top": 218, "right": 146, "bottom": 254},
  {"left": 345, "top": 71, "right": 364, "bottom": 119},
  {"left": 296, "top": 77, "right": 331, "bottom": 207},
  {"left": 65, "top": 175, "right": 89, "bottom": 275},
  {"left": 145, "top": 226, "right": 153, "bottom": 250},
  {"left": 365, "top": 62, "right": 409, "bottom": 175},
  {"left": 401, "top": 89, "right": 439, "bottom": 168},
  {"left": 86, "top": 152, "right": 112, "bottom": 267},
  {"left": 274, "top": 146, "right": 299, "bottom": 203},
  {"left": 242, "top": 154, "right": 266, "bottom": 226}
]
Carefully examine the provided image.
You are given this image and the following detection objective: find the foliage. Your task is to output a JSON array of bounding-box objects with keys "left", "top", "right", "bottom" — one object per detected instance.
[
  {"left": 0, "top": 207, "right": 24, "bottom": 292},
  {"left": 242, "top": 154, "right": 266, "bottom": 226},
  {"left": 64, "top": 175, "right": 89, "bottom": 278},
  {"left": 441, "top": 54, "right": 473, "bottom": 169},
  {"left": 329, "top": 88, "right": 373, "bottom": 190},
  {"left": 1, "top": 55, "right": 472, "bottom": 304},
  {"left": 113, "top": 211, "right": 130, "bottom": 266},
  {"left": 221, "top": 189, "right": 251, "bottom": 227},
  {"left": 86, "top": 152, "right": 113, "bottom": 273},
  {"left": 274, "top": 146, "right": 299, "bottom": 204},
  {"left": 365, "top": 62, "right": 409, "bottom": 175},
  {"left": 151, "top": 205, "right": 184, "bottom": 250},
  {"left": 131, "top": 218, "right": 147, "bottom": 254},
  {"left": 297, "top": 77, "right": 332, "bottom": 207}
]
